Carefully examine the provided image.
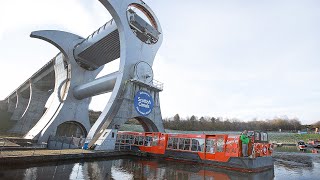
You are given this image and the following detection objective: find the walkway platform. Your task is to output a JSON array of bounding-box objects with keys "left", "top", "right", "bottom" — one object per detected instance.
[{"left": 0, "top": 149, "right": 132, "bottom": 166}]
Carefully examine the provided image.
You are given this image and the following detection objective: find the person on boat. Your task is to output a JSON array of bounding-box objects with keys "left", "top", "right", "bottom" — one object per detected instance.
[{"left": 240, "top": 130, "right": 249, "bottom": 157}]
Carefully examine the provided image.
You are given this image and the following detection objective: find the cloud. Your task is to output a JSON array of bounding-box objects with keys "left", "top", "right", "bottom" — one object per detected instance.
[{"left": 0, "top": 0, "right": 112, "bottom": 38}]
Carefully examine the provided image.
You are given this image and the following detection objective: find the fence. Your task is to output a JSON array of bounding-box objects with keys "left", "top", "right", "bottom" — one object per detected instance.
[
  {"left": 48, "top": 136, "right": 131, "bottom": 151},
  {"left": 47, "top": 136, "right": 85, "bottom": 150}
]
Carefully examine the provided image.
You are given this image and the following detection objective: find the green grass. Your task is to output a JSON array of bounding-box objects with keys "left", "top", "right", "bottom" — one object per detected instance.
[{"left": 269, "top": 133, "right": 320, "bottom": 144}]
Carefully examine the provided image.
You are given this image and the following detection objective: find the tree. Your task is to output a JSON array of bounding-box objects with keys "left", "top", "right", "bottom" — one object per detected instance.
[{"left": 173, "top": 114, "right": 180, "bottom": 122}]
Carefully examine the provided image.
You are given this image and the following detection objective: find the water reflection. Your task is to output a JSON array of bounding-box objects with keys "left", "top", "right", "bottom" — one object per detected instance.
[
  {"left": 0, "top": 157, "right": 274, "bottom": 180},
  {"left": 114, "top": 158, "right": 274, "bottom": 180},
  {"left": 0, "top": 163, "right": 75, "bottom": 180}
]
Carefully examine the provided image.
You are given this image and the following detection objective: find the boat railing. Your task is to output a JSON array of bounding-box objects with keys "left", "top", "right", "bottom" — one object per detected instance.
[{"left": 115, "top": 141, "right": 133, "bottom": 151}]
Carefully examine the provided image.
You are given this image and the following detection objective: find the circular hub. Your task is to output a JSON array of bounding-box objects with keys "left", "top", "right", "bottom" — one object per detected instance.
[{"left": 134, "top": 61, "right": 153, "bottom": 83}]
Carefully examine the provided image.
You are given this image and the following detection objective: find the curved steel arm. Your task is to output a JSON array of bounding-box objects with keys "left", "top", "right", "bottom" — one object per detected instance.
[{"left": 30, "top": 30, "right": 84, "bottom": 59}]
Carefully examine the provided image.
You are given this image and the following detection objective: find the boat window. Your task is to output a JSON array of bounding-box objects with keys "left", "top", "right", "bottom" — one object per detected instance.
[
  {"left": 216, "top": 137, "right": 225, "bottom": 152},
  {"left": 134, "top": 136, "right": 144, "bottom": 146},
  {"left": 191, "top": 139, "right": 198, "bottom": 151},
  {"left": 167, "top": 138, "right": 173, "bottom": 149},
  {"left": 129, "top": 135, "right": 134, "bottom": 144},
  {"left": 152, "top": 135, "right": 158, "bottom": 146},
  {"left": 145, "top": 136, "right": 153, "bottom": 146},
  {"left": 206, "top": 139, "right": 216, "bottom": 154},
  {"left": 255, "top": 132, "right": 260, "bottom": 141},
  {"left": 139, "top": 136, "right": 145, "bottom": 146},
  {"left": 173, "top": 138, "right": 178, "bottom": 149},
  {"left": 125, "top": 135, "right": 130, "bottom": 144},
  {"left": 183, "top": 139, "right": 191, "bottom": 151},
  {"left": 121, "top": 135, "right": 127, "bottom": 143},
  {"left": 261, "top": 133, "right": 268, "bottom": 142},
  {"left": 178, "top": 138, "right": 185, "bottom": 150},
  {"left": 134, "top": 136, "right": 138, "bottom": 145},
  {"left": 191, "top": 138, "right": 205, "bottom": 152},
  {"left": 198, "top": 139, "right": 205, "bottom": 152}
]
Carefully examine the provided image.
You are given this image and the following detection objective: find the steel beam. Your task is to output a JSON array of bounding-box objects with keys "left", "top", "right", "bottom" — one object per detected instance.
[{"left": 73, "top": 71, "right": 118, "bottom": 100}]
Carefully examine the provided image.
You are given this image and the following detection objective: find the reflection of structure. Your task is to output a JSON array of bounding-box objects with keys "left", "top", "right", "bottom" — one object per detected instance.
[
  {"left": 114, "top": 158, "right": 275, "bottom": 180},
  {"left": 0, "top": 163, "right": 76, "bottom": 179},
  {"left": 0, "top": 0, "right": 165, "bottom": 148},
  {"left": 0, "top": 157, "right": 275, "bottom": 179}
]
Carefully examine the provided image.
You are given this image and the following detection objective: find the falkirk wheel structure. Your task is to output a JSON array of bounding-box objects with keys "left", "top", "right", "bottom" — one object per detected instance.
[{"left": 0, "top": 0, "right": 165, "bottom": 149}]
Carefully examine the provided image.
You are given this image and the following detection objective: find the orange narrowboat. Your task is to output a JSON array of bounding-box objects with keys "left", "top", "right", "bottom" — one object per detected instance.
[{"left": 116, "top": 131, "right": 274, "bottom": 172}]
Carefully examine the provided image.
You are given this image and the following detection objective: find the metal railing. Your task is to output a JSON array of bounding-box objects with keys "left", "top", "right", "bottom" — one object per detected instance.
[{"left": 152, "top": 79, "right": 164, "bottom": 91}]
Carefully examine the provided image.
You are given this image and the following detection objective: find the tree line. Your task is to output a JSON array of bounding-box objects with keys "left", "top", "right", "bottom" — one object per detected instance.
[{"left": 163, "top": 114, "right": 304, "bottom": 132}]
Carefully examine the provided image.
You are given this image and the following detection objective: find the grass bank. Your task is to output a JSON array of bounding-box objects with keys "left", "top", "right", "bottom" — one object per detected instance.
[{"left": 269, "top": 133, "right": 320, "bottom": 144}]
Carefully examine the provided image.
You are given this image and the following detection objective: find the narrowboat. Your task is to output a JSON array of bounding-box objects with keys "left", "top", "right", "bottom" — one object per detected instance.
[{"left": 116, "top": 131, "right": 274, "bottom": 172}]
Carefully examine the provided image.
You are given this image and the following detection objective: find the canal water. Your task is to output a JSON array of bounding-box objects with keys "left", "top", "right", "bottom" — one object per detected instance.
[{"left": 0, "top": 155, "right": 319, "bottom": 180}]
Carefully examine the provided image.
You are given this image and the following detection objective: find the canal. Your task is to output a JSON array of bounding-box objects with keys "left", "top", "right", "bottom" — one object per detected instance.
[{"left": 0, "top": 154, "right": 319, "bottom": 180}]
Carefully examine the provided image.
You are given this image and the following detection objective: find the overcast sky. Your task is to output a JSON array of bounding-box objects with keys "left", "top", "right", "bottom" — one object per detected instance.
[{"left": 0, "top": 0, "right": 319, "bottom": 124}]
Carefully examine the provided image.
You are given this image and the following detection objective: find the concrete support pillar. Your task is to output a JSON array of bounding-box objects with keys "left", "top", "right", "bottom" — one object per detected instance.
[
  {"left": 24, "top": 53, "right": 98, "bottom": 143},
  {"left": 88, "top": 81, "right": 164, "bottom": 149},
  {"left": 10, "top": 91, "right": 29, "bottom": 121},
  {"left": 9, "top": 83, "right": 51, "bottom": 134},
  {"left": 107, "top": 82, "right": 164, "bottom": 132}
]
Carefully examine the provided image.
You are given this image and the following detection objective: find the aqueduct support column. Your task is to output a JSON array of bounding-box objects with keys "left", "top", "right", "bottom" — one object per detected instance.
[
  {"left": 7, "top": 97, "right": 17, "bottom": 113},
  {"left": 24, "top": 30, "right": 102, "bottom": 143},
  {"left": 10, "top": 91, "right": 29, "bottom": 121},
  {"left": 10, "top": 83, "right": 52, "bottom": 134}
]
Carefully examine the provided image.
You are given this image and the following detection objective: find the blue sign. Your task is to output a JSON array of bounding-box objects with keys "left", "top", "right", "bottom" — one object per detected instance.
[{"left": 134, "top": 90, "right": 154, "bottom": 116}]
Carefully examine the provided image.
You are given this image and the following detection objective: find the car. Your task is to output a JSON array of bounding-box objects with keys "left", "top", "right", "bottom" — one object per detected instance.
[
  {"left": 307, "top": 139, "right": 320, "bottom": 148},
  {"left": 297, "top": 140, "right": 307, "bottom": 151}
]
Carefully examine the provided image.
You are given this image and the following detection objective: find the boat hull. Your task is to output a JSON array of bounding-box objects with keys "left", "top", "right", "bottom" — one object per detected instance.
[{"left": 132, "top": 148, "right": 274, "bottom": 173}]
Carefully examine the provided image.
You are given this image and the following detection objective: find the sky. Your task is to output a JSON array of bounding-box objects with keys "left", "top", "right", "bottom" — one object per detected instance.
[{"left": 0, "top": 0, "right": 319, "bottom": 124}]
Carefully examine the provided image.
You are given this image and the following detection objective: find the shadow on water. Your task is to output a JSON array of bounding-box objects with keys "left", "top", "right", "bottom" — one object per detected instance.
[{"left": 0, "top": 156, "right": 274, "bottom": 180}]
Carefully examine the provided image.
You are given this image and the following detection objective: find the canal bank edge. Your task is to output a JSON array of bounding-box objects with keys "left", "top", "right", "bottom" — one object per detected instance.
[{"left": 0, "top": 150, "right": 133, "bottom": 167}]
